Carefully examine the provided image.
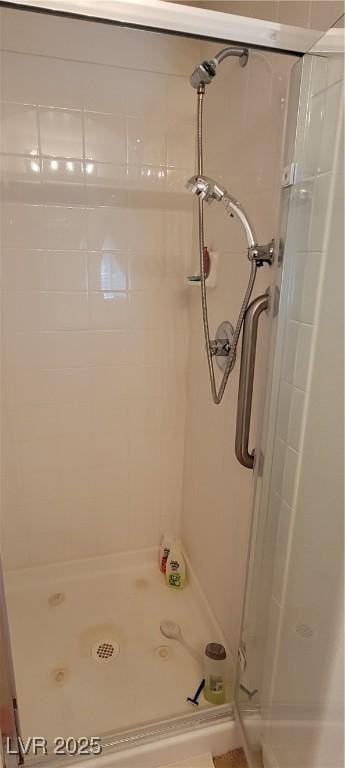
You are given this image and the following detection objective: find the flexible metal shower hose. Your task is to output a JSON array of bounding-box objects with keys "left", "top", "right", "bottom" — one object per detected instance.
[{"left": 196, "top": 88, "right": 257, "bottom": 405}]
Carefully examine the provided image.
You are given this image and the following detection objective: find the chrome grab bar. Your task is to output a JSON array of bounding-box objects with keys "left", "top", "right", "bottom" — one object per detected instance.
[{"left": 235, "top": 291, "right": 269, "bottom": 469}]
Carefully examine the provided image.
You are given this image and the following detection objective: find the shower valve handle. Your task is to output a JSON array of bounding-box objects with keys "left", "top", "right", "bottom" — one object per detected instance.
[{"left": 210, "top": 338, "right": 230, "bottom": 357}]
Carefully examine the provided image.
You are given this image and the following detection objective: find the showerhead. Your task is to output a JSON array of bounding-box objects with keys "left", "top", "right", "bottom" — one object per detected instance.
[
  {"left": 186, "top": 174, "right": 257, "bottom": 249},
  {"left": 190, "top": 46, "right": 248, "bottom": 89},
  {"left": 190, "top": 59, "right": 218, "bottom": 89},
  {"left": 186, "top": 175, "right": 226, "bottom": 204}
]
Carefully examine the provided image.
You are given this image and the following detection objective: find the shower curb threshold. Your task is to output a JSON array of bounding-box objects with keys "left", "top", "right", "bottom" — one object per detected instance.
[{"left": 23, "top": 708, "right": 237, "bottom": 768}]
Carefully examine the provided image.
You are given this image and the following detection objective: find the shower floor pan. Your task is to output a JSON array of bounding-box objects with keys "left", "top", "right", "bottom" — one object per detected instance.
[{"left": 5, "top": 548, "right": 233, "bottom": 758}]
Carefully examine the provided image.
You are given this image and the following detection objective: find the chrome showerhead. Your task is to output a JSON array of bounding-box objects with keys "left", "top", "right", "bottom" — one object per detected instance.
[
  {"left": 190, "top": 47, "right": 249, "bottom": 89},
  {"left": 190, "top": 59, "right": 218, "bottom": 89},
  {"left": 186, "top": 175, "right": 226, "bottom": 204}
]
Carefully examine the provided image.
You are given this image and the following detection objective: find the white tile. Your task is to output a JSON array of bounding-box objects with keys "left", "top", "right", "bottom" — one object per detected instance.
[
  {"left": 81, "top": 62, "right": 128, "bottom": 115},
  {"left": 1, "top": 448, "right": 23, "bottom": 509},
  {"left": 272, "top": 500, "right": 292, "bottom": 604},
  {"left": 59, "top": 436, "right": 95, "bottom": 500},
  {"left": 1, "top": 249, "right": 46, "bottom": 291},
  {"left": 88, "top": 330, "right": 127, "bottom": 366},
  {"left": 125, "top": 330, "right": 161, "bottom": 365},
  {"left": 43, "top": 205, "right": 87, "bottom": 250},
  {"left": 127, "top": 164, "right": 167, "bottom": 193},
  {"left": 87, "top": 251, "right": 128, "bottom": 291},
  {"left": 125, "top": 70, "right": 169, "bottom": 118},
  {"left": 56, "top": 404, "right": 90, "bottom": 437},
  {"left": 1, "top": 203, "right": 44, "bottom": 248},
  {"left": 327, "top": 55, "right": 344, "bottom": 88},
  {"left": 289, "top": 251, "right": 321, "bottom": 325},
  {"left": 129, "top": 461, "right": 160, "bottom": 549},
  {"left": 0, "top": 51, "right": 39, "bottom": 104},
  {"left": 293, "top": 323, "right": 313, "bottom": 391},
  {"left": 127, "top": 209, "right": 165, "bottom": 253},
  {"left": 167, "top": 118, "right": 195, "bottom": 169},
  {"left": 282, "top": 320, "right": 299, "bottom": 385},
  {"left": 37, "top": 57, "right": 84, "bottom": 109},
  {"left": 88, "top": 291, "right": 128, "bottom": 330},
  {"left": 19, "top": 439, "right": 60, "bottom": 503},
  {"left": 318, "top": 82, "right": 342, "bottom": 174},
  {"left": 286, "top": 183, "right": 313, "bottom": 250},
  {"left": 26, "top": 500, "right": 64, "bottom": 565},
  {"left": 39, "top": 107, "right": 83, "bottom": 158},
  {"left": 41, "top": 157, "right": 84, "bottom": 185},
  {"left": 91, "top": 422, "right": 128, "bottom": 466},
  {"left": 90, "top": 366, "right": 127, "bottom": 401},
  {"left": 42, "top": 331, "right": 90, "bottom": 369},
  {"left": 11, "top": 404, "right": 58, "bottom": 442},
  {"left": 282, "top": 447, "right": 299, "bottom": 508},
  {"left": 61, "top": 499, "right": 98, "bottom": 560},
  {"left": 45, "top": 251, "right": 87, "bottom": 291},
  {"left": 91, "top": 399, "right": 128, "bottom": 436},
  {"left": 84, "top": 162, "right": 127, "bottom": 189},
  {"left": 288, "top": 388, "right": 305, "bottom": 452},
  {"left": 128, "top": 252, "right": 165, "bottom": 291},
  {"left": 54, "top": 369, "right": 91, "bottom": 405},
  {"left": 87, "top": 206, "right": 128, "bottom": 250},
  {"left": 128, "top": 290, "right": 161, "bottom": 329},
  {"left": 276, "top": 380, "right": 292, "bottom": 443},
  {"left": 11, "top": 368, "right": 57, "bottom": 406},
  {"left": 271, "top": 438, "right": 287, "bottom": 495},
  {"left": 303, "top": 90, "right": 325, "bottom": 179},
  {"left": 1, "top": 505, "right": 31, "bottom": 570},
  {"left": 127, "top": 118, "right": 166, "bottom": 167},
  {"left": 310, "top": 55, "right": 328, "bottom": 96},
  {"left": 93, "top": 461, "right": 128, "bottom": 499},
  {"left": 309, "top": 172, "right": 331, "bottom": 251},
  {"left": 97, "top": 494, "right": 129, "bottom": 554},
  {"left": 43, "top": 292, "right": 88, "bottom": 330},
  {"left": 84, "top": 112, "right": 126, "bottom": 163},
  {"left": 0, "top": 154, "right": 42, "bottom": 187},
  {"left": 126, "top": 364, "right": 161, "bottom": 398},
  {"left": 1, "top": 102, "right": 38, "bottom": 155},
  {"left": 128, "top": 397, "right": 161, "bottom": 461},
  {"left": 2, "top": 292, "right": 45, "bottom": 332}
]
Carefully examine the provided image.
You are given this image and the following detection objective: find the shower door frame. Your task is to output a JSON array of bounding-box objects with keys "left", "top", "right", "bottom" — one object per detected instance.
[
  {"left": 1, "top": 0, "right": 321, "bottom": 54},
  {"left": 232, "top": 55, "right": 303, "bottom": 768},
  {"left": 0, "top": 1, "right": 332, "bottom": 766}
]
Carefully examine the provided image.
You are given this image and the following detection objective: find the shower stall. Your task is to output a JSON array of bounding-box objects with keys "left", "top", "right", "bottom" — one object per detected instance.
[{"left": 0, "top": 2, "right": 343, "bottom": 767}]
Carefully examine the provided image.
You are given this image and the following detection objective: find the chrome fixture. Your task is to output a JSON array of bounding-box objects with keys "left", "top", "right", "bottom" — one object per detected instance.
[
  {"left": 190, "top": 46, "right": 248, "bottom": 89},
  {"left": 187, "top": 45, "right": 274, "bottom": 408},
  {"left": 235, "top": 292, "right": 270, "bottom": 469}
]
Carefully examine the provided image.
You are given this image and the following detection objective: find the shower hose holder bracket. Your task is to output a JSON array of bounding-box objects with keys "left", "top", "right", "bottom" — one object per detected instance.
[
  {"left": 210, "top": 321, "right": 236, "bottom": 372},
  {"left": 248, "top": 239, "right": 275, "bottom": 267}
]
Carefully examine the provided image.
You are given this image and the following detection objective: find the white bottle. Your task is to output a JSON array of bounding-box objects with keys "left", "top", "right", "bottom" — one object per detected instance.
[
  {"left": 159, "top": 532, "right": 173, "bottom": 574},
  {"left": 166, "top": 542, "right": 186, "bottom": 589}
]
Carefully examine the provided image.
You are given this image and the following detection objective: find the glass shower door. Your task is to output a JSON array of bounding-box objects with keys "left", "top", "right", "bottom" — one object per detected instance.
[{"left": 235, "top": 18, "right": 344, "bottom": 768}]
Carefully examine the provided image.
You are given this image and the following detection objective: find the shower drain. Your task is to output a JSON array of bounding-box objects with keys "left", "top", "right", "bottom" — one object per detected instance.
[{"left": 91, "top": 639, "right": 120, "bottom": 664}]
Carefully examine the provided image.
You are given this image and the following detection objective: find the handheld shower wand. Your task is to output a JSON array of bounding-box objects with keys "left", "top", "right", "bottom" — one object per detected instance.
[{"left": 187, "top": 47, "right": 273, "bottom": 405}]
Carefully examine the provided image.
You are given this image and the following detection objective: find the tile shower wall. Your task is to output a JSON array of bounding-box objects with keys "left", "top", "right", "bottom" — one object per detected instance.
[{"left": 0, "top": 8, "right": 200, "bottom": 568}]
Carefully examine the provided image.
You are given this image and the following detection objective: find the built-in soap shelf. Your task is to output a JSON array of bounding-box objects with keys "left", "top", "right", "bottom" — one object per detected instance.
[{"left": 186, "top": 249, "right": 219, "bottom": 289}]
